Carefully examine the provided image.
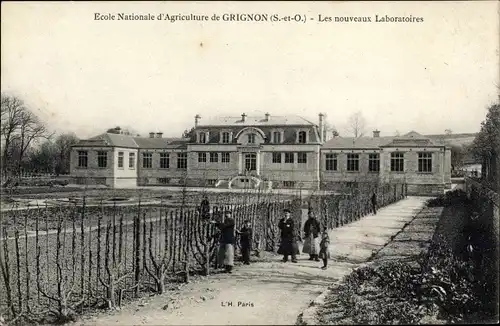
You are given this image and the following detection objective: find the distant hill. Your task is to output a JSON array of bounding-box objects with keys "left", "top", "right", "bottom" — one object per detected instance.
[{"left": 425, "top": 133, "right": 477, "bottom": 147}]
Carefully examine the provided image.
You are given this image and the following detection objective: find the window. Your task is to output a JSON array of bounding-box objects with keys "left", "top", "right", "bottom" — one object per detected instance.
[
  {"left": 297, "top": 152, "right": 307, "bottom": 164},
  {"left": 368, "top": 154, "right": 380, "bottom": 172},
  {"left": 273, "top": 131, "right": 282, "bottom": 143},
  {"left": 285, "top": 152, "right": 294, "bottom": 163},
  {"left": 177, "top": 152, "right": 187, "bottom": 169},
  {"left": 283, "top": 181, "right": 296, "bottom": 188},
  {"left": 142, "top": 152, "right": 152, "bottom": 169},
  {"left": 298, "top": 131, "right": 307, "bottom": 143},
  {"left": 347, "top": 154, "right": 359, "bottom": 172},
  {"left": 160, "top": 153, "right": 169, "bottom": 169},
  {"left": 210, "top": 152, "right": 218, "bottom": 163},
  {"left": 325, "top": 154, "right": 337, "bottom": 171},
  {"left": 418, "top": 152, "right": 432, "bottom": 172},
  {"left": 97, "top": 151, "right": 108, "bottom": 168},
  {"left": 221, "top": 132, "right": 230, "bottom": 144},
  {"left": 129, "top": 153, "right": 135, "bottom": 169},
  {"left": 221, "top": 152, "right": 230, "bottom": 163},
  {"left": 272, "top": 152, "right": 282, "bottom": 163},
  {"left": 198, "top": 152, "right": 207, "bottom": 163},
  {"left": 77, "top": 151, "right": 88, "bottom": 168},
  {"left": 157, "top": 178, "right": 170, "bottom": 184},
  {"left": 206, "top": 179, "right": 217, "bottom": 186},
  {"left": 244, "top": 153, "right": 257, "bottom": 171},
  {"left": 391, "top": 152, "right": 404, "bottom": 172},
  {"left": 199, "top": 132, "right": 207, "bottom": 143},
  {"left": 247, "top": 133, "right": 256, "bottom": 144},
  {"left": 117, "top": 152, "right": 124, "bottom": 168}
]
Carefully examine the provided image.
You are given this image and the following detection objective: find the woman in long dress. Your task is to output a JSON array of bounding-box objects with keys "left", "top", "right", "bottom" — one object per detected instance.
[
  {"left": 212, "top": 211, "right": 235, "bottom": 273},
  {"left": 303, "top": 210, "right": 321, "bottom": 261}
]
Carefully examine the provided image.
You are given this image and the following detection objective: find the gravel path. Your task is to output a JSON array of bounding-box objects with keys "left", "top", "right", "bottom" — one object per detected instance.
[{"left": 74, "top": 197, "right": 429, "bottom": 326}]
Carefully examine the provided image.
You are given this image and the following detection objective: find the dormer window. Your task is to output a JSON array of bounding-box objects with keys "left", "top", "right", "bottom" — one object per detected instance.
[
  {"left": 221, "top": 131, "right": 231, "bottom": 144},
  {"left": 273, "top": 131, "right": 282, "bottom": 143},
  {"left": 199, "top": 132, "right": 206, "bottom": 143},
  {"left": 298, "top": 131, "right": 307, "bottom": 144},
  {"left": 197, "top": 131, "right": 209, "bottom": 143},
  {"left": 247, "top": 133, "right": 256, "bottom": 144}
]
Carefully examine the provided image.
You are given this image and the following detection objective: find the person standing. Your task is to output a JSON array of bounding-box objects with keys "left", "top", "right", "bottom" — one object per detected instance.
[
  {"left": 278, "top": 208, "right": 299, "bottom": 263},
  {"left": 200, "top": 196, "right": 210, "bottom": 220},
  {"left": 319, "top": 227, "right": 331, "bottom": 270},
  {"left": 303, "top": 211, "right": 321, "bottom": 261},
  {"left": 371, "top": 192, "right": 377, "bottom": 215},
  {"left": 212, "top": 210, "right": 235, "bottom": 273},
  {"left": 237, "top": 220, "right": 253, "bottom": 265}
]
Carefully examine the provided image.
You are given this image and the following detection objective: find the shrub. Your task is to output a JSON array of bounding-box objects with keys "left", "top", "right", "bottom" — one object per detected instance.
[{"left": 426, "top": 189, "right": 469, "bottom": 207}]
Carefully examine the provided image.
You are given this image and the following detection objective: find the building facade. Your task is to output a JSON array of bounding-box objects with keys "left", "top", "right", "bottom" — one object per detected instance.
[{"left": 70, "top": 113, "right": 451, "bottom": 195}]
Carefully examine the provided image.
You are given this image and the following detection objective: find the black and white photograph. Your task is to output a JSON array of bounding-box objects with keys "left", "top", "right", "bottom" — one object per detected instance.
[{"left": 1, "top": 1, "right": 499, "bottom": 325}]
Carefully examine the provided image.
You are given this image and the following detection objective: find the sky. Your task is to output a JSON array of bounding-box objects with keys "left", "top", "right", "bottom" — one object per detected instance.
[{"left": 1, "top": 1, "right": 499, "bottom": 139}]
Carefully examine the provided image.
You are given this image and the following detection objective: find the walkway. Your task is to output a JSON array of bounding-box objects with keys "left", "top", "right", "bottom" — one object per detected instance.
[{"left": 75, "top": 197, "right": 429, "bottom": 326}]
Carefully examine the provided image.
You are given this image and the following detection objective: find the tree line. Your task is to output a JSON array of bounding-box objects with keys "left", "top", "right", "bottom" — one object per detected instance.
[
  {"left": 1, "top": 93, "right": 79, "bottom": 178},
  {"left": 470, "top": 103, "right": 500, "bottom": 191}
]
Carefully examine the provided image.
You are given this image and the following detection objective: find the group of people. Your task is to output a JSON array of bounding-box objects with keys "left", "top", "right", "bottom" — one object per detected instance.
[
  {"left": 277, "top": 209, "right": 331, "bottom": 269},
  {"left": 202, "top": 191, "right": 380, "bottom": 273}
]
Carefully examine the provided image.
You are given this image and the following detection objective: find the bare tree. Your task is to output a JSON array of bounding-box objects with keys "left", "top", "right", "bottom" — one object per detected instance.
[
  {"left": 347, "top": 111, "right": 366, "bottom": 138},
  {"left": 1, "top": 94, "right": 25, "bottom": 175},
  {"left": 54, "top": 133, "right": 79, "bottom": 175},
  {"left": 1, "top": 94, "right": 52, "bottom": 176},
  {"left": 16, "top": 109, "right": 51, "bottom": 175},
  {"left": 444, "top": 129, "right": 452, "bottom": 135}
]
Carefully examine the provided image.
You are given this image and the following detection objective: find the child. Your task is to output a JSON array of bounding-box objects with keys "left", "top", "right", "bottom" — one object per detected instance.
[
  {"left": 237, "top": 220, "right": 253, "bottom": 265},
  {"left": 319, "top": 227, "right": 331, "bottom": 270}
]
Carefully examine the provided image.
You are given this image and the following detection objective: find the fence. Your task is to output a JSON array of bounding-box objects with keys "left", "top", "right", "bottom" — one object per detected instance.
[{"left": 0, "top": 182, "right": 406, "bottom": 324}]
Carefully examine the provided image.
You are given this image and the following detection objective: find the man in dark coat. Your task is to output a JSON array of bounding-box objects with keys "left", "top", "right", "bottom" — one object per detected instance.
[
  {"left": 237, "top": 220, "right": 253, "bottom": 265},
  {"left": 278, "top": 208, "right": 299, "bottom": 263},
  {"left": 200, "top": 196, "right": 210, "bottom": 219},
  {"left": 371, "top": 192, "right": 377, "bottom": 215}
]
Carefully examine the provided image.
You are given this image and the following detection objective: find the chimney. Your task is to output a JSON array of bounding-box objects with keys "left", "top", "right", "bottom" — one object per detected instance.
[
  {"left": 318, "top": 113, "right": 324, "bottom": 142},
  {"left": 149, "top": 132, "right": 155, "bottom": 138},
  {"left": 373, "top": 130, "right": 380, "bottom": 138},
  {"left": 241, "top": 113, "right": 247, "bottom": 122},
  {"left": 156, "top": 132, "right": 163, "bottom": 138},
  {"left": 265, "top": 113, "right": 270, "bottom": 121},
  {"left": 194, "top": 114, "right": 201, "bottom": 127}
]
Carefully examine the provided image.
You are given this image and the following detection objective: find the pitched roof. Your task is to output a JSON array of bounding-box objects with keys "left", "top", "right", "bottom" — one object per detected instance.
[
  {"left": 322, "top": 131, "right": 443, "bottom": 149},
  {"left": 322, "top": 136, "right": 394, "bottom": 149},
  {"left": 133, "top": 137, "right": 189, "bottom": 149},
  {"left": 382, "top": 131, "right": 438, "bottom": 147},
  {"left": 75, "top": 133, "right": 189, "bottom": 149},
  {"left": 75, "top": 133, "right": 139, "bottom": 148},
  {"left": 197, "top": 115, "right": 317, "bottom": 127}
]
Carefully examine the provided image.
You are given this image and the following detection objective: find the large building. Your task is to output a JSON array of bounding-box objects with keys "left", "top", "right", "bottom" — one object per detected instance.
[{"left": 70, "top": 113, "right": 451, "bottom": 195}]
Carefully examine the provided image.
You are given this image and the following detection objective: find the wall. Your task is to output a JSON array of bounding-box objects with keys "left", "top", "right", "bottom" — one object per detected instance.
[
  {"left": 113, "top": 148, "right": 138, "bottom": 188},
  {"left": 70, "top": 146, "right": 115, "bottom": 186},
  {"left": 186, "top": 143, "right": 322, "bottom": 189},
  {"left": 319, "top": 146, "right": 449, "bottom": 195},
  {"left": 260, "top": 144, "right": 321, "bottom": 189},
  {"left": 137, "top": 149, "right": 188, "bottom": 186}
]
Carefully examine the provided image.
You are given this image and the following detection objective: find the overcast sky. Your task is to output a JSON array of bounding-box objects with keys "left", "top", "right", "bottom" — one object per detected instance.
[{"left": 1, "top": 1, "right": 498, "bottom": 139}]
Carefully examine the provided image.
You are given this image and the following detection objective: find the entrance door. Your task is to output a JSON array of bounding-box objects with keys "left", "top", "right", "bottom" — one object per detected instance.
[{"left": 244, "top": 153, "right": 257, "bottom": 172}]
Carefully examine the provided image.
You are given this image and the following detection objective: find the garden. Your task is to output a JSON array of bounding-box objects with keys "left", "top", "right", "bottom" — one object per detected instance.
[{"left": 316, "top": 189, "right": 499, "bottom": 324}]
